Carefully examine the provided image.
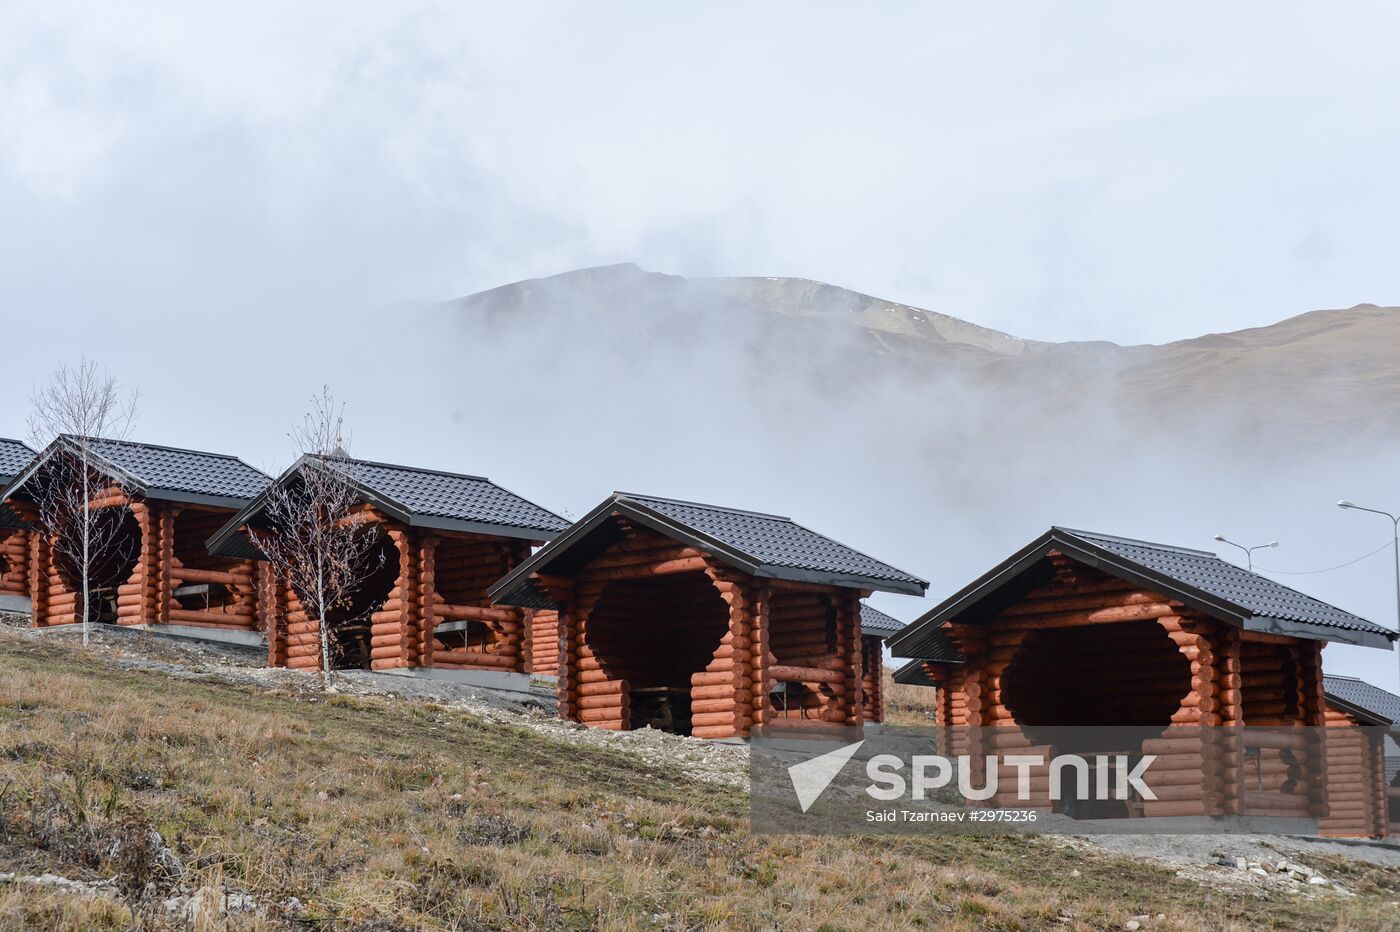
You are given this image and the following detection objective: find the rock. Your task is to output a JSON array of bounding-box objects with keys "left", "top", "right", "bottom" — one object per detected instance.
[
  {"left": 1249, "top": 867, "right": 1270, "bottom": 877},
  {"left": 1124, "top": 921, "right": 1140, "bottom": 931},
  {"left": 1070, "top": 869, "right": 1080, "bottom": 877},
  {"left": 1307, "top": 875, "right": 1329, "bottom": 886}
]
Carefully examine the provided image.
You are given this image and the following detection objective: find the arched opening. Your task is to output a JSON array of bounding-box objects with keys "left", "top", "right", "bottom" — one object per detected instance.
[
  {"left": 53, "top": 507, "right": 141, "bottom": 623},
  {"left": 1000, "top": 620, "right": 1191, "bottom": 818},
  {"left": 296, "top": 531, "right": 398, "bottom": 670},
  {"left": 584, "top": 572, "right": 729, "bottom": 734}
]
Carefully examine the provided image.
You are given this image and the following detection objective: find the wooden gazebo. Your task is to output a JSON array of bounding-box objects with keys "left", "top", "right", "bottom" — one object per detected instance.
[
  {"left": 0, "top": 438, "right": 37, "bottom": 613},
  {"left": 889, "top": 527, "right": 1397, "bottom": 834},
  {"left": 489, "top": 492, "right": 927, "bottom": 738},
  {"left": 207, "top": 456, "right": 569, "bottom": 676},
  {"left": 1, "top": 436, "right": 271, "bottom": 638}
]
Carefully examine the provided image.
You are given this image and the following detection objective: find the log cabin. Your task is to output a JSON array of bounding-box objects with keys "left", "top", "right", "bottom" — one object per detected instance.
[
  {"left": 206, "top": 456, "right": 569, "bottom": 679},
  {"left": 517, "top": 597, "right": 902, "bottom": 722},
  {"left": 488, "top": 492, "right": 928, "bottom": 738},
  {"left": 0, "top": 436, "right": 270, "bottom": 638},
  {"left": 1320, "top": 675, "right": 1400, "bottom": 837},
  {"left": 0, "top": 438, "right": 38, "bottom": 614},
  {"left": 888, "top": 527, "right": 1398, "bottom": 835},
  {"left": 857, "top": 603, "right": 907, "bottom": 725}
]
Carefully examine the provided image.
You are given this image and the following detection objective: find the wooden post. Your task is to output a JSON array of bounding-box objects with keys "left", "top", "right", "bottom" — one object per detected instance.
[
  {"left": 418, "top": 534, "right": 438, "bottom": 669},
  {"left": 751, "top": 583, "right": 771, "bottom": 729}
]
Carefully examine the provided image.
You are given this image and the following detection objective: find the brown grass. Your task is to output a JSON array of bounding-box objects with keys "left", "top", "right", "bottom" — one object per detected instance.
[
  {"left": 882, "top": 666, "right": 939, "bottom": 726},
  {"left": 0, "top": 630, "right": 1397, "bottom": 930}
]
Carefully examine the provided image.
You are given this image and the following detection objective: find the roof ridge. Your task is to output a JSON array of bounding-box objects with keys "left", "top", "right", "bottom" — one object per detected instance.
[
  {"left": 617, "top": 491, "right": 792, "bottom": 522},
  {"left": 336, "top": 456, "right": 493, "bottom": 484},
  {"left": 1054, "top": 526, "right": 1216, "bottom": 557},
  {"left": 67, "top": 434, "right": 261, "bottom": 468},
  {"left": 1324, "top": 674, "right": 1364, "bottom": 682},
  {"left": 0, "top": 437, "right": 34, "bottom": 449}
]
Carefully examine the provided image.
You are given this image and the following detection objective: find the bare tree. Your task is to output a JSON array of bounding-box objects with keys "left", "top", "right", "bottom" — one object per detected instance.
[
  {"left": 26, "top": 359, "right": 140, "bottom": 647},
  {"left": 253, "top": 388, "right": 383, "bottom": 688}
]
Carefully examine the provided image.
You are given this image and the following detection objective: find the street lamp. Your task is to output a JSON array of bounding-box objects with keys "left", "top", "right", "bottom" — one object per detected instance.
[
  {"left": 1213, "top": 534, "right": 1278, "bottom": 572},
  {"left": 1336, "top": 501, "right": 1400, "bottom": 688}
]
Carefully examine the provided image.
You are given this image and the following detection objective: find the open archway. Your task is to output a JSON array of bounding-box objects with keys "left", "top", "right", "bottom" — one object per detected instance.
[
  {"left": 584, "top": 572, "right": 729, "bottom": 734},
  {"left": 53, "top": 507, "right": 141, "bottom": 623},
  {"left": 1000, "top": 620, "right": 1191, "bottom": 817},
  {"left": 295, "top": 530, "right": 399, "bottom": 670}
]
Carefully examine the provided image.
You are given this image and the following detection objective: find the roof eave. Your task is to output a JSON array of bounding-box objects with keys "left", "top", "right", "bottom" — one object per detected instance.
[
  {"left": 1324, "top": 694, "right": 1395, "bottom": 728},
  {"left": 1247, "top": 615, "right": 1395, "bottom": 650},
  {"left": 407, "top": 512, "right": 555, "bottom": 543}
]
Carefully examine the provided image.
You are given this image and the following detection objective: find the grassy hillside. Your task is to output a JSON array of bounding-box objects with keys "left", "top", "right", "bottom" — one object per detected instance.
[{"left": 1, "top": 631, "right": 1397, "bottom": 930}]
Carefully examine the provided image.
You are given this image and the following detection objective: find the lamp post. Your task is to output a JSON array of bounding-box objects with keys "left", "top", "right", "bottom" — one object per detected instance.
[
  {"left": 1213, "top": 534, "right": 1278, "bottom": 572},
  {"left": 1337, "top": 501, "right": 1400, "bottom": 688}
]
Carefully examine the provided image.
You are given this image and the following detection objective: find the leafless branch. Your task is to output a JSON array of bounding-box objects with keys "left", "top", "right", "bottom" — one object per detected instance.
[
  {"left": 25, "top": 360, "right": 140, "bottom": 647},
  {"left": 253, "top": 387, "right": 384, "bottom": 687}
]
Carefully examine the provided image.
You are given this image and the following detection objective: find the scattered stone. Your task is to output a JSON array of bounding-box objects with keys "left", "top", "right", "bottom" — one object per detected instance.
[
  {"left": 1124, "top": 920, "right": 1140, "bottom": 931},
  {"left": 1307, "top": 875, "right": 1329, "bottom": 886},
  {"left": 1069, "top": 868, "right": 1080, "bottom": 877}
]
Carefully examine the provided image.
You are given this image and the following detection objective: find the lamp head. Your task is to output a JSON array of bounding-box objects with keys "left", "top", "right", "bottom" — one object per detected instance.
[
  {"left": 1337, "top": 500, "right": 1355, "bottom": 509},
  {"left": 1267, "top": 541, "right": 1279, "bottom": 548},
  {"left": 1213, "top": 534, "right": 1226, "bottom": 542}
]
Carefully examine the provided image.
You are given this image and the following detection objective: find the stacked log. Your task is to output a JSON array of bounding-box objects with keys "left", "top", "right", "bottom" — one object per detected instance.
[
  {"left": 421, "top": 535, "right": 529, "bottom": 673},
  {"left": 693, "top": 572, "right": 751, "bottom": 739},
  {"left": 27, "top": 529, "right": 48, "bottom": 623},
  {"left": 861, "top": 635, "right": 884, "bottom": 723},
  {"left": 765, "top": 591, "right": 846, "bottom": 726},
  {"left": 370, "top": 528, "right": 416, "bottom": 670},
  {"left": 0, "top": 529, "right": 30, "bottom": 596},
  {"left": 115, "top": 501, "right": 155, "bottom": 625},
  {"left": 526, "top": 609, "right": 560, "bottom": 675},
  {"left": 1318, "top": 706, "right": 1386, "bottom": 837}
]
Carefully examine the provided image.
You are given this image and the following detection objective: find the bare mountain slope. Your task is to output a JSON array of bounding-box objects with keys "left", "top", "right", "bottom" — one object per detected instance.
[{"left": 445, "top": 264, "right": 1400, "bottom": 450}]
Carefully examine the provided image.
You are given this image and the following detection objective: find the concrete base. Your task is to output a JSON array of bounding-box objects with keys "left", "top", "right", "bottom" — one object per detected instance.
[
  {"left": 0, "top": 595, "right": 31, "bottom": 615},
  {"left": 375, "top": 665, "right": 550, "bottom": 696},
  {"left": 129, "top": 623, "right": 266, "bottom": 648}
]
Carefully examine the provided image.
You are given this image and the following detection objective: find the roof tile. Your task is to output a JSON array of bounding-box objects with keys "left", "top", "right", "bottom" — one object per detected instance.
[
  {"left": 627, "top": 494, "right": 925, "bottom": 590},
  {"left": 337, "top": 460, "right": 568, "bottom": 536}
]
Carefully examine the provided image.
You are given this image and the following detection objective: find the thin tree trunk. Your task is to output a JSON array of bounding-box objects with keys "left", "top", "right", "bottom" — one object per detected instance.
[{"left": 81, "top": 444, "right": 91, "bottom": 648}]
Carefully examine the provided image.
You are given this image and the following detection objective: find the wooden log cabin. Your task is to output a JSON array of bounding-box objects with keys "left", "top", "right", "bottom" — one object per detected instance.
[
  {"left": 488, "top": 493, "right": 927, "bottom": 738},
  {"left": 206, "top": 456, "right": 569, "bottom": 678},
  {"left": 1320, "top": 675, "right": 1400, "bottom": 838},
  {"left": 0, "top": 438, "right": 38, "bottom": 614},
  {"left": 522, "top": 596, "right": 902, "bottom": 722},
  {"left": 0, "top": 436, "right": 271, "bottom": 637},
  {"left": 888, "top": 527, "right": 1398, "bottom": 836}
]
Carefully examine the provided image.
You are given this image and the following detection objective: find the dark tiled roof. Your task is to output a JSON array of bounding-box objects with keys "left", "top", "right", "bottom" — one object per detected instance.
[
  {"left": 4, "top": 436, "right": 268, "bottom": 507},
  {"left": 860, "top": 603, "right": 905, "bottom": 638},
  {"left": 890, "top": 527, "right": 1394, "bottom": 659},
  {"left": 0, "top": 438, "right": 35, "bottom": 483},
  {"left": 1066, "top": 529, "right": 1389, "bottom": 639},
  {"left": 626, "top": 494, "right": 926, "bottom": 591},
  {"left": 336, "top": 459, "right": 569, "bottom": 537},
  {"left": 1324, "top": 675, "right": 1400, "bottom": 726},
  {"left": 82, "top": 437, "right": 270, "bottom": 502}
]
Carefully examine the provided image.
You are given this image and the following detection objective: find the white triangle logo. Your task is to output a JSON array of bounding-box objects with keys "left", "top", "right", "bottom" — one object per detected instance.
[{"left": 787, "top": 740, "right": 865, "bottom": 813}]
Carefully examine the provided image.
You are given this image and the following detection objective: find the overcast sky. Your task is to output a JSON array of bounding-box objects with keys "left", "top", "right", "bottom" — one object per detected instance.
[
  {"left": 3, "top": 4, "right": 1399, "bottom": 686},
  {"left": 4, "top": 3, "right": 1398, "bottom": 348}
]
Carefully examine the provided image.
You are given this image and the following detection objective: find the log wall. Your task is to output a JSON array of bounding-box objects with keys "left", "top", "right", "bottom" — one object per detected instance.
[
  {"left": 0, "top": 529, "right": 31, "bottom": 598},
  {"left": 265, "top": 514, "right": 532, "bottom": 674},
  {"left": 1317, "top": 705, "right": 1389, "bottom": 838},
  {"left": 540, "top": 518, "right": 865, "bottom": 740},
  {"left": 932, "top": 553, "right": 1333, "bottom": 820},
  {"left": 526, "top": 609, "right": 560, "bottom": 675}
]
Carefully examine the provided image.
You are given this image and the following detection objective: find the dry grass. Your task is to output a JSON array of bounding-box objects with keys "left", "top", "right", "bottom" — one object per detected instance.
[
  {"left": 0, "top": 631, "right": 1397, "bottom": 930},
  {"left": 882, "top": 666, "right": 939, "bottom": 726}
]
